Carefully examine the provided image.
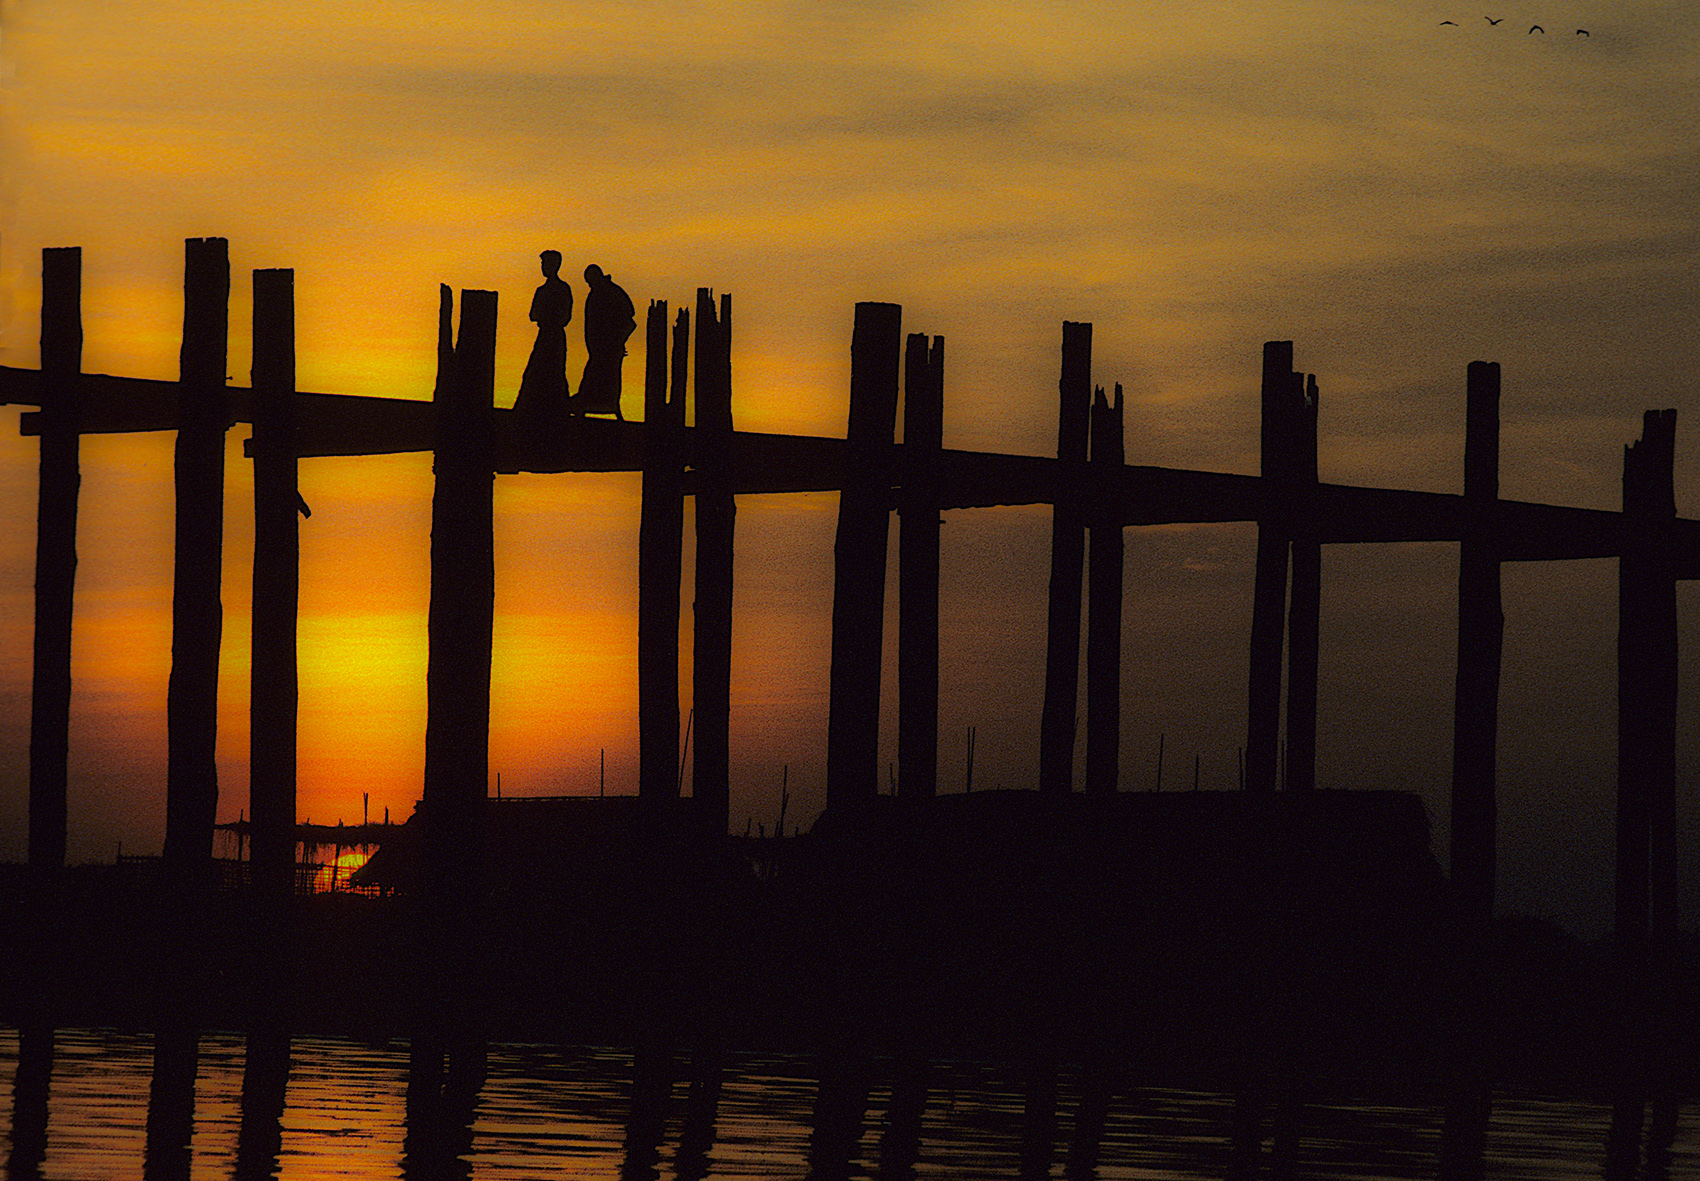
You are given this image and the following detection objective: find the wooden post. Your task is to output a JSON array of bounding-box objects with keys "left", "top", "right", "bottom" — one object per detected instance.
[
  {"left": 898, "top": 333, "right": 943, "bottom": 799},
  {"left": 826, "top": 302, "right": 902, "bottom": 813},
  {"left": 1245, "top": 341, "right": 1293, "bottom": 793},
  {"left": 419, "top": 287, "right": 496, "bottom": 1075},
  {"left": 1452, "top": 360, "right": 1502, "bottom": 929},
  {"left": 29, "top": 247, "right": 81, "bottom": 871},
  {"left": 1640, "top": 413, "right": 1681, "bottom": 997},
  {"left": 424, "top": 284, "right": 495, "bottom": 852},
  {"left": 639, "top": 300, "right": 685, "bottom": 800},
  {"left": 1615, "top": 409, "right": 1677, "bottom": 998},
  {"left": 249, "top": 268, "right": 298, "bottom": 909},
  {"left": 1441, "top": 361, "right": 1501, "bottom": 1181},
  {"left": 1285, "top": 373, "right": 1320, "bottom": 792},
  {"left": 1086, "top": 383, "right": 1124, "bottom": 795},
  {"left": 1040, "top": 321, "right": 1091, "bottom": 795},
  {"left": 692, "top": 290, "right": 734, "bottom": 834},
  {"left": 164, "top": 236, "right": 230, "bottom": 872}
]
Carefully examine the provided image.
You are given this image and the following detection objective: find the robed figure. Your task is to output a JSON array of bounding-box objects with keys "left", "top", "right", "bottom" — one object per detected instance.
[
  {"left": 515, "top": 250, "right": 574, "bottom": 421},
  {"left": 573, "top": 264, "right": 636, "bottom": 419}
]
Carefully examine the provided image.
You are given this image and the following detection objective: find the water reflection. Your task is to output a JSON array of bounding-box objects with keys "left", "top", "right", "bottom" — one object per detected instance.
[
  {"left": 5, "top": 1026, "right": 50, "bottom": 1181},
  {"left": 142, "top": 1026, "right": 197, "bottom": 1181},
  {"left": 2, "top": 1028, "right": 1696, "bottom": 1179},
  {"left": 231, "top": 1029, "right": 290, "bottom": 1181}
]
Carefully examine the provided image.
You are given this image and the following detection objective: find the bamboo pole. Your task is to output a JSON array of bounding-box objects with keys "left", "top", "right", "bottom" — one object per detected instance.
[
  {"left": 692, "top": 290, "right": 734, "bottom": 835},
  {"left": 249, "top": 268, "right": 299, "bottom": 910},
  {"left": 163, "top": 237, "right": 230, "bottom": 872},
  {"left": 898, "top": 332, "right": 944, "bottom": 799},
  {"left": 826, "top": 302, "right": 902, "bottom": 813},
  {"left": 29, "top": 247, "right": 81, "bottom": 872},
  {"left": 1040, "top": 322, "right": 1091, "bottom": 795},
  {"left": 1086, "top": 383, "right": 1124, "bottom": 795},
  {"left": 1245, "top": 341, "right": 1293, "bottom": 794},
  {"left": 639, "top": 300, "right": 685, "bottom": 800}
]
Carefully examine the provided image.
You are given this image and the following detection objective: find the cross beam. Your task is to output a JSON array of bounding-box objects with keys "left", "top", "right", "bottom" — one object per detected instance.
[{"left": 6, "top": 364, "right": 1699, "bottom": 570}]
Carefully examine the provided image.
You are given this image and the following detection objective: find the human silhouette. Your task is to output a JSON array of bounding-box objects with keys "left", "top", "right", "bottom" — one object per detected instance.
[
  {"left": 514, "top": 250, "right": 573, "bottom": 421},
  {"left": 572, "top": 264, "right": 636, "bottom": 419}
]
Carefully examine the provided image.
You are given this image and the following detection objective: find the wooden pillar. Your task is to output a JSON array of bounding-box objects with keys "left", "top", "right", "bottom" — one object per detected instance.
[
  {"left": 826, "top": 302, "right": 902, "bottom": 813},
  {"left": 1616, "top": 409, "right": 1677, "bottom": 978},
  {"left": 1086, "top": 383, "right": 1124, "bottom": 796},
  {"left": 898, "top": 333, "right": 943, "bottom": 799},
  {"left": 1245, "top": 341, "right": 1293, "bottom": 794},
  {"left": 419, "top": 287, "right": 496, "bottom": 1068},
  {"left": 1040, "top": 322, "right": 1091, "bottom": 795},
  {"left": 1285, "top": 373, "right": 1320, "bottom": 792},
  {"left": 29, "top": 247, "right": 81, "bottom": 871},
  {"left": 692, "top": 290, "right": 734, "bottom": 834},
  {"left": 1640, "top": 413, "right": 1681, "bottom": 980},
  {"left": 243, "top": 270, "right": 302, "bottom": 1174},
  {"left": 424, "top": 284, "right": 496, "bottom": 848},
  {"left": 1452, "top": 361, "right": 1502, "bottom": 928},
  {"left": 249, "top": 268, "right": 298, "bottom": 908},
  {"left": 639, "top": 300, "right": 685, "bottom": 800},
  {"left": 1441, "top": 361, "right": 1502, "bottom": 1181},
  {"left": 164, "top": 237, "right": 230, "bottom": 871}
]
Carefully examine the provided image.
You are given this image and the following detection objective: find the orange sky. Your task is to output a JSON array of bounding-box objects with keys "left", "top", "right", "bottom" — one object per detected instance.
[{"left": 4, "top": 0, "right": 1700, "bottom": 933}]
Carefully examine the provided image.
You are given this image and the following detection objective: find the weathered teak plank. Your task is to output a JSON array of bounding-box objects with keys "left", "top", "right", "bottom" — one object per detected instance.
[{"left": 6, "top": 362, "right": 1700, "bottom": 566}]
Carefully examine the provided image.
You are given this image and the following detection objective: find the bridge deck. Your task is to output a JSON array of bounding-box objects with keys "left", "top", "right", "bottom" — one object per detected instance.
[{"left": 5, "top": 363, "right": 1698, "bottom": 570}]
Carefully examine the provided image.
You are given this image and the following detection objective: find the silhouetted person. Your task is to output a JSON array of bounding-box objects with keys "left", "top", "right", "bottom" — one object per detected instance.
[
  {"left": 573, "top": 264, "right": 636, "bottom": 419},
  {"left": 515, "top": 250, "right": 573, "bottom": 421}
]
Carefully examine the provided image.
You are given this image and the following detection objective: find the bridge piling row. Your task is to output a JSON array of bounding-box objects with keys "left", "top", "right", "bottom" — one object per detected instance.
[{"left": 3, "top": 241, "right": 1693, "bottom": 1088}]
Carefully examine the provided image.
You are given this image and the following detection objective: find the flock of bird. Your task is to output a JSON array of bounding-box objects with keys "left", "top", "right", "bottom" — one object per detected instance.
[{"left": 1439, "top": 16, "right": 1590, "bottom": 34}]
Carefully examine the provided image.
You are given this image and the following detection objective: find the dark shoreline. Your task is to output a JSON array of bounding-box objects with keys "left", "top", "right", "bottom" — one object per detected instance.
[{"left": 4, "top": 790, "right": 1694, "bottom": 1095}]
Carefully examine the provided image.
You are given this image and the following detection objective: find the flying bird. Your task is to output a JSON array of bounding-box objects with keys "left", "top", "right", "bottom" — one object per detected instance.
[
  {"left": 1440, "top": 19, "right": 1458, "bottom": 24},
  {"left": 1576, "top": 28, "right": 1589, "bottom": 35},
  {"left": 1485, "top": 16, "right": 1503, "bottom": 23},
  {"left": 1529, "top": 24, "right": 1544, "bottom": 33}
]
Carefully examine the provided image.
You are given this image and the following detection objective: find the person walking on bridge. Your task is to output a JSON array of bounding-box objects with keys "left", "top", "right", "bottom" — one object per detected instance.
[
  {"left": 514, "top": 249, "right": 574, "bottom": 424},
  {"left": 572, "top": 264, "right": 636, "bottom": 419}
]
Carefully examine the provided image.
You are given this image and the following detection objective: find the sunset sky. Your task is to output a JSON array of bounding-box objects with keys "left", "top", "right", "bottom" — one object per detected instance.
[{"left": 2, "top": 0, "right": 1698, "bottom": 934}]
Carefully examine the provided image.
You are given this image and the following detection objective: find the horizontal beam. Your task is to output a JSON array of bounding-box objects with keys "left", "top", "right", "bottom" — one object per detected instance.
[{"left": 8, "top": 363, "right": 1700, "bottom": 567}]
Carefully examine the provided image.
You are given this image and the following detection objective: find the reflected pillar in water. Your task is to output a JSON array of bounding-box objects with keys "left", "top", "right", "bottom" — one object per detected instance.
[
  {"left": 1642, "top": 1095, "right": 1680, "bottom": 1181},
  {"left": 143, "top": 1027, "right": 198, "bottom": 1181},
  {"left": 621, "top": 1043, "right": 672, "bottom": 1181},
  {"left": 1064, "top": 1056, "right": 1111, "bottom": 1181},
  {"left": 7, "top": 1025, "right": 53, "bottom": 1181},
  {"left": 232, "top": 1028, "right": 292, "bottom": 1181},
  {"left": 808, "top": 1046, "right": 873, "bottom": 1181},
  {"left": 674, "top": 1047, "right": 724, "bottom": 1181},
  {"left": 402, "top": 1065, "right": 479, "bottom": 1181},
  {"left": 1020, "top": 1052, "right": 1059, "bottom": 1181},
  {"left": 877, "top": 1052, "right": 928, "bottom": 1181}
]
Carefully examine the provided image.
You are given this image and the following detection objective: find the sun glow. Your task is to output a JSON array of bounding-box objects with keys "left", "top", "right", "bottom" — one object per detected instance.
[{"left": 311, "top": 847, "right": 373, "bottom": 893}]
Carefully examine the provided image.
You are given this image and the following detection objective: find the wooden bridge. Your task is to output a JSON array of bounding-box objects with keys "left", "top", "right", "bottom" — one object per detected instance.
[{"left": 2, "top": 237, "right": 1690, "bottom": 959}]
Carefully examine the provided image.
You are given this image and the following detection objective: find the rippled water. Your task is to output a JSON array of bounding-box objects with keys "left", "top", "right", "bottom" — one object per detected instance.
[{"left": 2, "top": 1027, "right": 1693, "bottom": 1179}]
